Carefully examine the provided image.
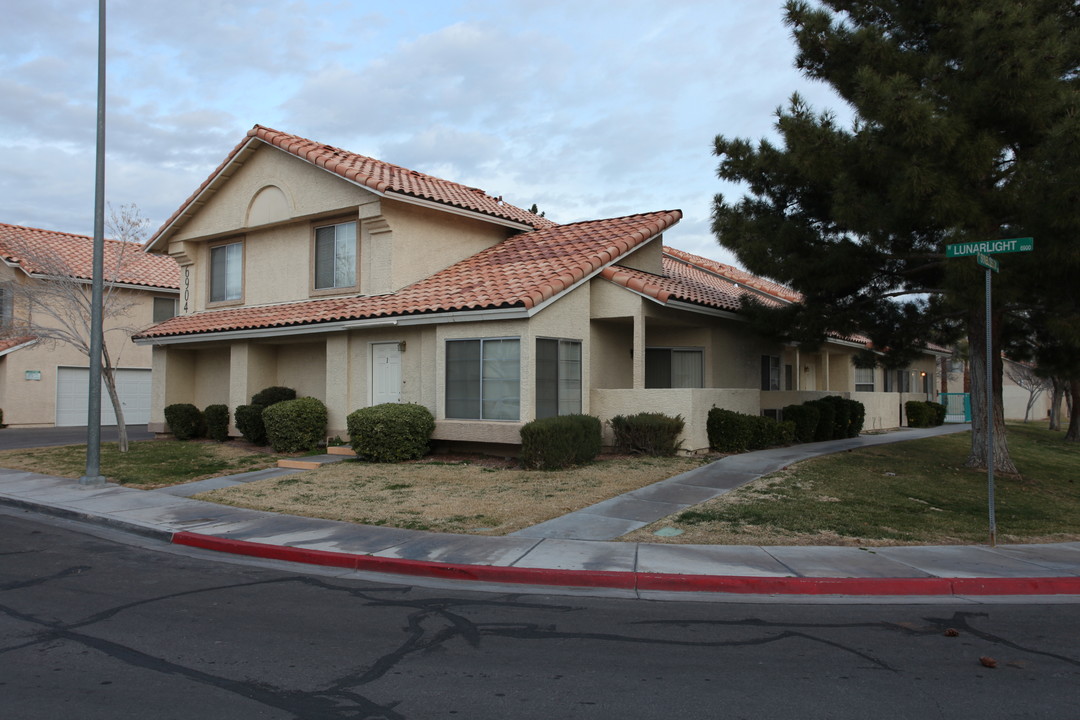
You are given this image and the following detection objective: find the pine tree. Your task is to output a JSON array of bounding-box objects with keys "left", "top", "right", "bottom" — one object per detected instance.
[{"left": 713, "top": 0, "right": 1080, "bottom": 471}]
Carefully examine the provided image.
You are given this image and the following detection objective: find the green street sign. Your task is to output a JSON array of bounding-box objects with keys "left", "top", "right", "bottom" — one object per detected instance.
[
  {"left": 977, "top": 253, "right": 999, "bottom": 272},
  {"left": 946, "top": 237, "right": 1033, "bottom": 258}
]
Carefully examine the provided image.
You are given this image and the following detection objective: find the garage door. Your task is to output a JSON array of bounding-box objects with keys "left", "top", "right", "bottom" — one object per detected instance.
[{"left": 55, "top": 367, "right": 152, "bottom": 426}]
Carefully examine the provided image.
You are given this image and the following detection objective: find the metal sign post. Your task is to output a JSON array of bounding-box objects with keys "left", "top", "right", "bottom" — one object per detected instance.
[{"left": 946, "top": 238, "right": 1033, "bottom": 547}]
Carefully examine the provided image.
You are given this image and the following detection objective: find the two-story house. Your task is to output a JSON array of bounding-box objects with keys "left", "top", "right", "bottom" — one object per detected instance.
[
  {"left": 136, "top": 126, "right": 942, "bottom": 451},
  {"left": 0, "top": 223, "right": 180, "bottom": 426}
]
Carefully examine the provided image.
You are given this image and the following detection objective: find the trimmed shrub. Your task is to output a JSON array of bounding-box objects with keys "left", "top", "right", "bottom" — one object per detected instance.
[
  {"left": 251, "top": 386, "right": 296, "bottom": 407},
  {"left": 906, "top": 400, "right": 947, "bottom": 428},
  {"left": 164, "top": 403, "right": 204, "bottom": 441},
  {"left": 609, "top": 412, "right": 685, "bottom": 456},
  {"left": 782, "top": 403, "right": 820, "bottom": 443},
  {"left": 805, "top": 399, "right": 836, "bottom": 442},
  {"left": 204, "top": 404, "right": 231, "bottom": 442},
  {"left": 347, "top": 403, "right": 436, "bottom": 463},
  {"left": 0, "top": 408, "right": 5, "bottom": 428},
  {"left": 235, "top": 404, "right": 268, "bottom": 445},
  {"left": 263, "top": 397, "right": 328, "bottom": 453},
  {"left": 707, "top": 407, "right": 754, "bottom": 452},
  {"left": 846, "top": 398, "right": 867, "bottom": 437},
  {"left": 928, "top": 401, "right": 947, "bottom": 426},
  {"left": 905, "top": 400, "right": 930, "bottom": 427},
  {"left": 520, "top": 414, "right": 602, "bottom": 470},
  {"left": 707, "top": 407, "right": 792, "bottom": 452}
]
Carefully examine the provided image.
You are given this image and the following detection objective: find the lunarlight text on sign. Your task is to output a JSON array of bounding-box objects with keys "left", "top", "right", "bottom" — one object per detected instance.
[{"left": 945, "top": 237, "right": 1034, "bottom": 257}]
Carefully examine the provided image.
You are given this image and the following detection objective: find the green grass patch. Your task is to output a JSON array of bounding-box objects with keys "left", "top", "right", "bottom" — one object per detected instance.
[
  {"left": 0, "top": 440, "right": 283, "bottom": 488},
  {"left": 673, "top": 423, "right": 1080, "bottom": 544}
]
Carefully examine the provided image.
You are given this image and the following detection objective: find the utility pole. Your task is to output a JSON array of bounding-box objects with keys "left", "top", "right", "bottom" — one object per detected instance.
[{"left": 80, "top": 0, "right": 107, "bottom": 488}]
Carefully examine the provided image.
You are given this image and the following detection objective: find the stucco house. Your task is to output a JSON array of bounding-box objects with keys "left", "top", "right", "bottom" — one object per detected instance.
[
  {"left": 0, "top": 223, "right": 180, "bottom": 427},
  {"left": 136, "top": 125, "right": 943, "bottom": 452}
]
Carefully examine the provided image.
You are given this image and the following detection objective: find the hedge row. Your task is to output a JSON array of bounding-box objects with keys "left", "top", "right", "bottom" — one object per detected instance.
[
  {"left": 707, "top": 396, "right": 866, "bottom": 453},
  {"left": 906, "top": 400, "right": 947, "bottom": 428}
]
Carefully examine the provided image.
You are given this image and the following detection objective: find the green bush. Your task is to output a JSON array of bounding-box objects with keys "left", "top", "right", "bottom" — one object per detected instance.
[
  {"left": 263, "top": 397, "right": 327, "bottom": 453},
  {"left": 928, "top": 401, "right": 947, "bottom": 426},
  {"left": 235, "top": 404, "right": 268, "bottom": 445},
  {"left": 707, "top": 407, "right": 754, "bottom": 452},
  {"left": 707, "top": 407, "right": 792, "bottom": 452},
  {"left": 846, "top": 398, "right": 867, "bottom": 436},
  {"left": 204, "top": 404, "right": 230, "bottom": 442},
  {"left": 609, "top": 412, "right": 685, "bottom": 456},
  {"left": 906, "top": 400, "right": 946, "bottom": 428},
  {"left": 251, "top": 386, "right": 296, "bottom": 407},
  {"left": 0, "top": 408, "right": 5, "bottom": 428},
  {"left": 520, "top": 414, "right": 602, "bottom": 470},
  {"left": 782, "top": 403, "right": 820, "bottom": 443},
  {"left": 347, "top": 403, "right": 436, "bottom": 462},
  {"left": 806, "top": 399, "right": 836, "bottom": 442},
  {"left": 164, "top": 403, "right": 205, "bottom": 441}
]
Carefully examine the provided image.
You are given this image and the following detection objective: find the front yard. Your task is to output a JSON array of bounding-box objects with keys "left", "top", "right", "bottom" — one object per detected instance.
[{"left": 1, "top": 422, "right": 1076, "bottom": 545}]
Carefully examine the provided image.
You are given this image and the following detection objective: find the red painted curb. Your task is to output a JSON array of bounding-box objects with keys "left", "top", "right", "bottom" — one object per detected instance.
[{"left": 172, "top": 532, "right": 1080, "bottom": 596}]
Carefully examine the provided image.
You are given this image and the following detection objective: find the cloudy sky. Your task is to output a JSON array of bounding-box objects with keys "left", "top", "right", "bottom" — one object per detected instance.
[{"left": 1, "top": 0, "right": 848, "bottom": 266}]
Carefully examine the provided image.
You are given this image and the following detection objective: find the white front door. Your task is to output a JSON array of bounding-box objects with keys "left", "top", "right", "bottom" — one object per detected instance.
[{"left": 371, "top": 343, "right": 402, "bottom": 405}]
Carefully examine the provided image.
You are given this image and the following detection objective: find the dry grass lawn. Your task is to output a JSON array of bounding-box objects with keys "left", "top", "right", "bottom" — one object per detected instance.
[{"left": 195, "top": 454, "right": 707, "bottom": 535}]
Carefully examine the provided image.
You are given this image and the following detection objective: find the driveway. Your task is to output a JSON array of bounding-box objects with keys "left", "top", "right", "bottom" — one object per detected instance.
[{"left": 0, "top": 426, "right": 155, "bottom": 451}]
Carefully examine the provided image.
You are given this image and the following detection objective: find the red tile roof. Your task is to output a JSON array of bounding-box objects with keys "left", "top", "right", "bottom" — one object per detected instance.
[
  {"left": 662, "top": 246, "right": 801, "bottom": 303},
  {"left": 147, "top": 125, "right": 554, "bottom": 250},
  {"left": 600, "top": 251, "right": 789, "bottom": 312},
  {"left": 0, "top": 336, "right": 37, "bottom": 356},
  {"left": 135, "top": 210, "right": 682, "bottom": 340},
  {"left": 0, "top": 223, "right": 179, "bottom": 290}
]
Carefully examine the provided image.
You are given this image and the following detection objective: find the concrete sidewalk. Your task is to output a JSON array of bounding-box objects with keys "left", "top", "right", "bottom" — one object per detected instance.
[{"left": 1, "top": 425, "right": 1078, "bottom": 600}]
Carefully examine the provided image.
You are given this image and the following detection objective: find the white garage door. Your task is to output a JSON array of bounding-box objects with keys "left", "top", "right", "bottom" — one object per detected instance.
[{"left": 55, "top": 367, "right": 152, "bottom": 426}]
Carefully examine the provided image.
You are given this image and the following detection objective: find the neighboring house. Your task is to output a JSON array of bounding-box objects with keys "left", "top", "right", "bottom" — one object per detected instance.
[
  {"left": 0, "top": 223, "right": 180, "bottom": 427},
  {"left": 943, "top": 355, "right": 1062, "bottom": 422},
  {"left": 136, "top": 125, "right": 943, "bottom": 452}
]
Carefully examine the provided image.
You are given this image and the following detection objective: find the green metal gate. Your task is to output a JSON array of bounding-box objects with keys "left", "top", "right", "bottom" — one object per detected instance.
[{"left": 939, "top": 393, "right": 971, "bottom": 423}]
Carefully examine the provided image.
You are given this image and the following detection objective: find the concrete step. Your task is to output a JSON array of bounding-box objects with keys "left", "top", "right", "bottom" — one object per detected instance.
[
  {"left": 277, "top": 454, "right": 349, "bottom": 470},
  {"left": 326, "top": 445, "right": 357, "bottom": 457}
]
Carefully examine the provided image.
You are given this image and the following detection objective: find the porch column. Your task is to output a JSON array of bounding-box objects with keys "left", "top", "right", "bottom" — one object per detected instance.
[
  {"left": 229, "top": 342, "right": 277, "bottom": 429},
  {"left": 794, "top": 347, "right": 801, "bottom": 391},
  {"left": 822, "top": 349, "right": 831, "bottom": 391},
  {"left": 324, "top": 334, "right": 350, "bottom": 437},
  {"left": 149, "top": 345, "right": 194, "bottom": 433},
  {"left": 632, "top": 307, "right": 646, "bottom": 389}
]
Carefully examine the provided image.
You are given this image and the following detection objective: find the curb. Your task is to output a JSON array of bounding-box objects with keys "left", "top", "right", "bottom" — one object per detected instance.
[{"left": 172, "top": 532, "right": 1080, "bottom": 597}]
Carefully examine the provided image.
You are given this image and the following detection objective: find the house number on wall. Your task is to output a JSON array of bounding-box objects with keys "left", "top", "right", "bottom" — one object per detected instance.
[{"left": 183, "top": 267, "right": 190, "bottom": 313}]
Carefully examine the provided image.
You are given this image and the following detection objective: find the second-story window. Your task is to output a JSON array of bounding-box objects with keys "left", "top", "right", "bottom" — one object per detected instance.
[
  {"left": 314, "top": 221, "right": 357, "bottom": 290},
  {"left": 209, "top": 242, "right": 243, "bottom": 302}
]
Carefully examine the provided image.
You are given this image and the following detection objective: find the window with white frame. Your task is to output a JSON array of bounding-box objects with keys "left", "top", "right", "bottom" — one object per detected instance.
[
  {"left": 854, "top": 365, "right": 875, "bottom": 392},
  {"left": 314, "top": 221, "right": 357, "bottom": 290},
  {"left": 445, "top": 338, "right": 520, "bottom": 420},
  {"left": 645, "top": 348, "right": 704, "bottom": 388},
  {"left": 536, "top": 338, "right": 582, "bottom": 418},
  {"left": 760, "top": 355, "right": 781, "bottom": 391},
  {"left": 209, "top": 242, "right": 243, "bottom": 302}
]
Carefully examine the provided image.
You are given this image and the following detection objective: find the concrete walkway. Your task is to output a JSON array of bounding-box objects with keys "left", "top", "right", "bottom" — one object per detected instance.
[
  {"left": 1, "top": 425, "right": 1078, "bottom": 600},
  {"left": 513, "top": 425, "right": 972, "bottom": 540}
]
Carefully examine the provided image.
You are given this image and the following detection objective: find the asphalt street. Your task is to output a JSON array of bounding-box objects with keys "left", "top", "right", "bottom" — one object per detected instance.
[
  {"left": 0, "top": 426, "right": 155, "bottom": 451},
  {"left": 2, "top": 508, "right": 1078, "bottom": 720}
]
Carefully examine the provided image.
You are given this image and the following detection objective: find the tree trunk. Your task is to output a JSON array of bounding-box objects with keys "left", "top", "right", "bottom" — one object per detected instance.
[
  {"left": 101, "top": 346, "right": 128, "bottom": 453},
  {"left": 1048, "top": 378, "right": 1064, "bottom": 431},
  {"left": 964, "top": 307, "right": 1018, "bottom": 473},
  {"left": 1065, "top": 380, "right": 1080, "bottom": 442}
]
